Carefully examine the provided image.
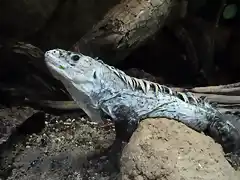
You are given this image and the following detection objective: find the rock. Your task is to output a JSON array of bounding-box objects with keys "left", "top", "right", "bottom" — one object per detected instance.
[
  {"left": 120, "top": 118, "right": 238, "bottom": 180},
  {"left": 0, "top": 106, "right": 36, "bottom": 145}
]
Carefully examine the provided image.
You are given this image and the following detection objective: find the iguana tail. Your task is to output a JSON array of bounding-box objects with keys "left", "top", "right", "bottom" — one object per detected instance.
[{"left": 207, "top": 112, "right": 240, "bottom": 169}]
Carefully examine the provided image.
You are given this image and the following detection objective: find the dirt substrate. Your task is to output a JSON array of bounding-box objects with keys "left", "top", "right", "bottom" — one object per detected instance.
[
  {"left": 0, "top": 106, "right": 119, "bottom": 180},
  {"left": 0, "top": 106, "right": 240, "bottom": 180}
]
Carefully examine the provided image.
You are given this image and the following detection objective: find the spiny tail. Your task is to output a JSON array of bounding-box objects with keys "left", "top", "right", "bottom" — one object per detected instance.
[{"left": 207, "top": 111, "right": 240, "bottom": 169}]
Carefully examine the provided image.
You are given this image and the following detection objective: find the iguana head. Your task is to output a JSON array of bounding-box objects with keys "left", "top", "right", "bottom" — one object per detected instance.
[
  {"left": 44, "top": 49, "right": 101, "bottom": 83},
  {"left": 44, "top": 49, "right": 106, "bottom": 107}
]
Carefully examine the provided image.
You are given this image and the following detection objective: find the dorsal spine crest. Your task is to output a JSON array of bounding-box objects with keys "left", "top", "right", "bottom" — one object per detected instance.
[{"left": 96, "top": 58, "right": 206, "bottom": 107}]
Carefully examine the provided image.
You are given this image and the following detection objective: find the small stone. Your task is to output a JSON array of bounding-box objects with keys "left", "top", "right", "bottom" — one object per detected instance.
[
  {"left": 36, "top": 137, "right": 42, "bottom": 143},
  {"left": 66, "top": 135, "right": 73, "bottom": 140},
  {"left": 135, "top": 175, "right": 144, "bottom": 180},
  {"left": 89, "top": 122, "right": 98, "bottom": 125},
  {"left": 81, "top": 117, "right": 86, "bottom": 121}
]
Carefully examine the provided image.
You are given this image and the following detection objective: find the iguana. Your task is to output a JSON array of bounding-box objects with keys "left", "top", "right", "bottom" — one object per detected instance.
[{"left": 44, "top": 49, "right": 240, "bottom": 168}]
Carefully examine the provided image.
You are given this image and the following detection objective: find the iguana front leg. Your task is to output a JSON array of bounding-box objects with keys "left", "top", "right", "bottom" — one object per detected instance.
[
  {"left": 104, "top": 105, "right": 140, "bottom": 168},
  {"left": 87, "top": 105, "right": 139, "bottom": 169},
  {"left": 113, "top": 105, "right": 140, "bottom": 141}
]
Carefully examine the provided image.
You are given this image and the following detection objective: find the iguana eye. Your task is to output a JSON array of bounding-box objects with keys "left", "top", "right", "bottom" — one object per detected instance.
[{"left": 71, "top": 55, "right": 80, "bottom": 61}]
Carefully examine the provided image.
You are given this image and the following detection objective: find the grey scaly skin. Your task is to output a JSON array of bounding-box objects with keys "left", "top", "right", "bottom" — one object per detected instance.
[{"left": 44, "top": 49, "right": 240, "bottom": 168}]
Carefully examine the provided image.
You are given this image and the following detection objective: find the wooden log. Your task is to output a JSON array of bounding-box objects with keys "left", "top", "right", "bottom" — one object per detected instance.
[
  {"left": 71, "top": 0, "right": 186, "bottom": 65},
  {"left": 173, "top": 82, "right": 240, "bottom": 95}
]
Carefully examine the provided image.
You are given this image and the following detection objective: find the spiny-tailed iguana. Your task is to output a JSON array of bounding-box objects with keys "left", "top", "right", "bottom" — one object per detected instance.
[{"left": 44, "top": 49, "right": 240, "bottom": 168}]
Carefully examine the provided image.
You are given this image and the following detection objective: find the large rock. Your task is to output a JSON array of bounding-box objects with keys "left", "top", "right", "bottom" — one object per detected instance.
[{"left": 120, "top": 118, "right": 238, "bottom": 180}]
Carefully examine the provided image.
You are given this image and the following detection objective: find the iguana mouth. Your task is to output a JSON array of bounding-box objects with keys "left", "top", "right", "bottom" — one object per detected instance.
[{"left": 44, "top": 50, "right": 72, "bottom": 80}]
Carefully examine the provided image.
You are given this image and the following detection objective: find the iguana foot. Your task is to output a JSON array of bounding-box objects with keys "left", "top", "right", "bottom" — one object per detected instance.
[{"left": 86, "top": 138, "right": 125, "bottom": 169}]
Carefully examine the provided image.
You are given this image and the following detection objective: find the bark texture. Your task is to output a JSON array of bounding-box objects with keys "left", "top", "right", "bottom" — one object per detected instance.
[{"left": 71, "top": 0, "right": 184, "bottom": 65}]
